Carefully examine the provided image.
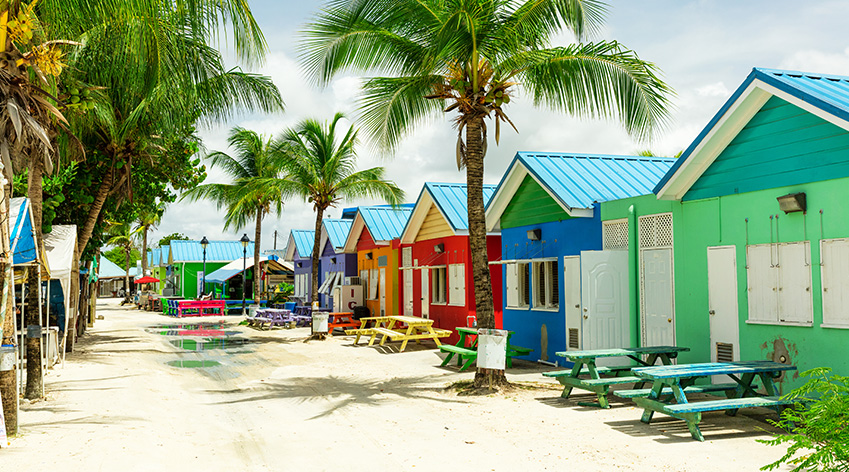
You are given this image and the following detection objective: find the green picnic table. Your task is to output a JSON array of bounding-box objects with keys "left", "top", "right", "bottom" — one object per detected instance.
[
  {"left": 631, "top": 360, "right": 798, "bottom": 441},
  {"left": 439, "top": 327, "right": 533, "bottom": 371},
  {"left": 546, "top": 346, "right": 690, "bottom": 408}
]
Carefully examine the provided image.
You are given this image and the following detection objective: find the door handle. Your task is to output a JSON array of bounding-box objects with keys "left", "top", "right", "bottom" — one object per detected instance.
[
  {"left": 583, "top": 307, "right": 588, "bottom": 312},
  {"left": 667, "top": 318, "right": 672, "bottom": 323},
  {"left": 574, "top": 304, "right": 580, "bottom": 308},
  {"left": 709, "top": 310, "right": 715, "bottom": 315},
  {"left": 583, "top": 315, "right": 588, "bottom": 319}
]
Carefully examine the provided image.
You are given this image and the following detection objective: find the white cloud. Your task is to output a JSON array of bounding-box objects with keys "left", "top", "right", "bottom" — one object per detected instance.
[
  {"left": 779, "top": 47, "right": 849, "bottom": 75},
  {"left": 696, "top": 82, "right": 729, "bottom": 97}
]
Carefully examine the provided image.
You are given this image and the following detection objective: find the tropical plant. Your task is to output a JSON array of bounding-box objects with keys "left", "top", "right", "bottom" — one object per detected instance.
[
  {"left": 158, "top": 232, "right": 189, "bottom": 248},
  {"left": 272, "top": 112, "right": 404, "bottom": 321},
  {"left": 760, "top": 368, "right": 849, "bottom": 472},
  {"left": 135, "top": 202, "right": 164, "bottom": 277},
  {"left": 182, "top": 127, "right": 289, "bottom": 303},
  {"left": 301, "top": 0, "right": 673, "bottom": 384}
]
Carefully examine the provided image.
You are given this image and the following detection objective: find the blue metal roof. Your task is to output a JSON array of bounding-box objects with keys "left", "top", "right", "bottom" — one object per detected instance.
[
  {"left": 654, "top": 67, "right": 849, "bottom": 194},
  {"left": 98, "top": 256, "right": 141, "bottom": 278},
  {"left": 291, "top": 230, "right": 316, "bottom": 258},
  {"left": 161, "top": 246, "right": 170, "bottom": 265},
  {"left": 168, "top": 240, "right": 256, "bottom": 263},
  {"left": 323, "top": 219, "right": 353, "bottom": 249},
  {"left": 493, "top": 153, "right": 676, "bottom": 211},
  {"left": 424, "top": 182, "right": 497, "bottom": 231},
  {"left": 148, "top": 247, "right": 160, "bottom": 267},
  {"left": 359, "top": 204, "right": 415, "bottom": 242}
]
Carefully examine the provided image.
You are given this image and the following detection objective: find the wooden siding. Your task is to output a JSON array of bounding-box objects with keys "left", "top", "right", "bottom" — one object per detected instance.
[
  {"left": 416, "top": 204, "right": 454, "bottom": 241},
  {"left": 685, "top": 96, "right": 849, "bottom": 201},
  {"left": 501, "top": 175, "right": 570, "bottom": 229}
]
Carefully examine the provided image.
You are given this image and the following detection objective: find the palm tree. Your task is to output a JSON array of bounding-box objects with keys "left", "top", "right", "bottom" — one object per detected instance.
[
  {"left": 274, "top": 113, "right": 404, "bottom": 318},
  {"left": 301, "top": 0, "right": 673, "bottom": 384},
  {"left": 105, "top": 221, "right": 137, "bottom": 299},
  {"left": 182, "top": 127, "right": 288, "bottom": 303},
  {"left": 135, "top": 203, "right": 164, "bottom": 278}
]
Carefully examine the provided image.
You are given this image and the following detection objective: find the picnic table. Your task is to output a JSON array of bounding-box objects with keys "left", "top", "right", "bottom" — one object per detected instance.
[
  {"left": 326, "top": 312, "right": 359, "bottom": 333},
  {"left": 631, "top": 360, "right": 797, "bottom": 441},
  {"left": 345, "top": 315, "right": 451, "bottom": 352},
  {"left": 440, "top": 327, "right": 533, "bottom": 371},
  {"left": 249, "top": 308, "right": 292, "bottom": 329},
  {"left": 545, "top": 346, "right": 690, "bottom": 408}
]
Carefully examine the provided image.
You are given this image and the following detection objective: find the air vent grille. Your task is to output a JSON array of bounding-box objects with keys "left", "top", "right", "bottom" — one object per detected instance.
[
  {"left": 568, "top": 328, "right": 579, "bottom": 349},
  {"left": 716, "top": 342, "right": 734, "bottom": 363}
]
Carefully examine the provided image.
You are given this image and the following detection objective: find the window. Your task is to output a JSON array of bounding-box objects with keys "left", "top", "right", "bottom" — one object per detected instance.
[
  {"left": 821, "top": 238, "right": 849, "bottom": 328},
  {"left": 505, "top": 262, "right": 530, "bottom": 308},
  {"left": 432, "top": 267, "right": 447, "bottom": 304},
  {"left": 294, "top": 273, "right": 308, "bottom": 298},
  {"left": 449, "top": 264, "right": 465, "bottom": 306},
  {"left": 369, "top": 269, "right": 379, "bottom": 300},
  {"left": 532, "top": 260, "right": 558, "bottom": 310},
  {"left": 402, "top": 246, "right": 413, "bottom": 268},
  {"left": 360, "top": 270, "right": 369, "bottom": 299},
  {"left": 746, "top": 242, "right": 812, "bottom": 326}
]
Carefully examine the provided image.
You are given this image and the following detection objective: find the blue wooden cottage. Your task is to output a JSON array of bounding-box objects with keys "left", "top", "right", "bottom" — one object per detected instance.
[
  {"left": 284, "top": 229, "right": 317, "bottom": 305},
  {"left": 484, "top": 153, "right": 676, "bottom": 363},
  {"left": 317, "top": 218, "right": 357, "bottom": 310}
]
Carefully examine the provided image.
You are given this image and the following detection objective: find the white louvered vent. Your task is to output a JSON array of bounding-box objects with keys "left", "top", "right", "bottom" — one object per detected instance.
[
  {"left": 638, "top": 213, "right": 674, "bottom": 249},
  {"left": 402, "top": 247, "right": 413, "bottom": 268},
  {"left": 602, "top": 219, "right": 629, "bottom": 250}
]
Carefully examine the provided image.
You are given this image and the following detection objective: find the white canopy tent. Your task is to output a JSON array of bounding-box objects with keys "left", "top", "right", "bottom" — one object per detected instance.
[{"left": 43, "top": 225, "right": 77, "bottom": 363}]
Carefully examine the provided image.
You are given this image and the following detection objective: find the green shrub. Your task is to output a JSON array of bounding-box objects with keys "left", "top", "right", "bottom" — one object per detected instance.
[{"left": 760, "top": 367, "right": 849, "bottom": 471}]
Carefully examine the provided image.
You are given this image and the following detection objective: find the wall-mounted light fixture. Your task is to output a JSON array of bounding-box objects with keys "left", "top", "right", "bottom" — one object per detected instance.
[
  {"left": 434, "top": 243, "right": 444, "bottom": 253},
  {"left": 365, "top": 253, "right": 373, "bottom": 260},
  {"left": 777, "top": 192, "right": 806, "bottom": 213},
  {"left": 527, "top": 229, "right": 542, "bottom": 240}
]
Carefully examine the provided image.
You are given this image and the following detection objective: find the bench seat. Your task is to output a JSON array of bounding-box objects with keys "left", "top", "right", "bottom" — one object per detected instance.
[
  {"left": 580, "top": 376, "right": 642, "bottom": 386},
  {"left": 508, "top": 346, "right": 533, "bottom": 355},
  {"left": 665, "top": 396, "right": 794, "bottom": 414},
  {"left": 372, "top": 327, "right": 406, "bottom": 339},
  {"left": 439, "top": 345, "right": 477, "bottom": 356},
  {"left": 615, "top": 382, "right": 756, "bottom": 399},
  {"left": 543, "top": 365, "right": 634, "bottom": 378}
]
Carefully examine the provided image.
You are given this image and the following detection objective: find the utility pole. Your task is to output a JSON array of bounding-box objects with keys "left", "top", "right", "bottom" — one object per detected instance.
[{"left": 273, "top": 230, "right": 277, "bottom": 250}]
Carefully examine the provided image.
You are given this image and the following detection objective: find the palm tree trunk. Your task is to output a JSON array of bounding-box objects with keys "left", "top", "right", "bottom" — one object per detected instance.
[
  {"left": 465, "top": 117, "right": 507, "bottom": 389},
  {"left": 310, "top": 206, "right": 324, "bottom": 307},
  {"left": 253, "top": 208, "right": 262, "bottom": 304},
  {"left": 0, "top": 180, "right": 18, "bottom": 434},
  {"left": 77, "top": 165, "right": 114, "bottom": 259},
  {"left": 25, "top": 153, "right": 44, "bottom": 399},
  {"left": 124, "top": 247, "right": 130, "bottom": 299},
  {"left": 141, "top": 225, "right": 148, "bottom": 277}
]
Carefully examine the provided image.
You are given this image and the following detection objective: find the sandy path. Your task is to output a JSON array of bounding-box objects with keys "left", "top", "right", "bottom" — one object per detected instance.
[{"left": 1, "top": 299, "right": 792, "bottom": 471}]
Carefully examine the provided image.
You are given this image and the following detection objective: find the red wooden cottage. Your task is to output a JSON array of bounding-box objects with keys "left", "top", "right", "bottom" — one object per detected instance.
[{"left": 398, "top": 182, "right": 502, "bottom": 342}]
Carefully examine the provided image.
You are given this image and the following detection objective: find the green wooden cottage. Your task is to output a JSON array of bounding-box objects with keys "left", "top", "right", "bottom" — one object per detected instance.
[
  {"left": 600, "top": 67, "right": 849, "bottom": 390},
  {"left": 150, "top": 239, "right": 256, "bottom": 299}
]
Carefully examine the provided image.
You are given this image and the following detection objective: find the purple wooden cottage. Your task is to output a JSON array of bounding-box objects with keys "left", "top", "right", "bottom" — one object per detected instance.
[
  {"left": 317, "top": 218, "right": 358, "bottom": 310},
  {"left": 284, "top": 229, "right": 317, "bottom": 305}
]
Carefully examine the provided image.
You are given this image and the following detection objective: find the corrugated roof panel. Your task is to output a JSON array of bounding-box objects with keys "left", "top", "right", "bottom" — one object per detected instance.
[
  {"left": 161, "top": 246, "right": 171, "bottom": 265},
  {"left": 323, "top": 219, "right": 353, "bottom": 249},
  {"left": 517, "top": 153, "right": 677, "bottom": 209},
  {"left": 425, "top": 182, "right": 497, "bottom": 231},
  {"left": 169, "top": 240, "right": 256, "bottom": 263},
  {"left": 359, "top": 204, "right": 414, "bottom": 242},
  {"left": 291, "top": 230, "right": 316, "bottom": 258}
]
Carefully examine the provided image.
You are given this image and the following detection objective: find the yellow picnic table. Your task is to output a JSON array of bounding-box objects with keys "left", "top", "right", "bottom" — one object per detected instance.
[{"left": 345, "top": 315, "right": 451, "bottom": 352}]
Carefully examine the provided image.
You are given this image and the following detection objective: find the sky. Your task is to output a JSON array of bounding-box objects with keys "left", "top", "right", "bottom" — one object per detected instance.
[{"left": 151, "top": 0, "right": 849, "bottom": 251}]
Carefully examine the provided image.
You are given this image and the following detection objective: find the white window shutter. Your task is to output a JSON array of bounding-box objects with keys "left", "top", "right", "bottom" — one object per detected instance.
[
  {"left": 746, "top": 244, "right": 778, "bottom": 323},
  {"left": 777, "top": 242, "right": 812, "bottom": 325},
  {"left": 822, "top": 239, "right": 849, "bottom": 327},
  {"left": 369, "top": 269, "right": 379, "bottom": 300},
  {"left": 450, "top": 264, "right": 465, "bottom": 306},
  {"left": 506, "top": 263, "right": 518, "bottom": 307}
]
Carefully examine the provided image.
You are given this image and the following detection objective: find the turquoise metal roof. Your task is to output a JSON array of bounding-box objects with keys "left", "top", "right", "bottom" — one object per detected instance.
[
  {"left": 168, "top": 240, "right": 256, "bottom": 263},
  {"left": 161, "top": 246, "right": 170, "bottom": 264},
  {"left": 493, "top": 153, "right": 676, "bottom": 211},
  {"left": 98, "top": 256, "right": 141, "bottom": 278},
  {"left": 654, "top": 67, "right": 849, "bottom": 194},
  {"left": 291, "top": 230, "right": 316, "bottom": 258},
  {"left": 323, "top": 219, "right": 353, "bottom": 249},
  {"left": 424, "top": 182, "right": 496, "bottom": 231},
  {"left": 359, "top": 204, "right": 415, "bottom": 242},
  {"left": 148, "top": 248, "right": 161, "bottom": 267}
]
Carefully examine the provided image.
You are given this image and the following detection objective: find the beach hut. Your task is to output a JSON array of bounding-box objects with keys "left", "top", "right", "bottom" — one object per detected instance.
[
  {"left": 484, "top": 153, "right": 675, "bottom": 363},
  {"left": 205, "top": 255, "right": 292, "bottom": 302},
  {"left": 284, "top": 230, "right": 317, "bottom": 305},
  {"left": 398, "top": 183, "right": 501, "bottom": 342},
  {"left": 97, "top": 256, "right": 140, "bottom": 297},
  {"left": 342, "top": 205, "right": 414, "bottom": 317},
  {"left": 601, "top": 67, "right": 849, "bottom": 388},
  {"left": 317, "top": 218, "right": 359, "bottom": 310},
  {"left": 162, "top": 240, "right": 255, "bottom": 300}
]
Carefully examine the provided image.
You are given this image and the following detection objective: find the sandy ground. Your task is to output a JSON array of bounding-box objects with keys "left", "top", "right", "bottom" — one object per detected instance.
[{"left": 0, "top": 298, "right": 793, "bottom": 471}]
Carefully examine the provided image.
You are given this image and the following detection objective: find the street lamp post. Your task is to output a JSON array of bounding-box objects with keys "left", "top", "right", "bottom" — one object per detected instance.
[
  {"left": 240, "top": 234, "right": 250, "bottom": 316},
  {"left": 200, "top": 236, "right": 209, "bottom": 297}
]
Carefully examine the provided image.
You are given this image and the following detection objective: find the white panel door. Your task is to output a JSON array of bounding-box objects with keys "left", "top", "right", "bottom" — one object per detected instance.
[
  {"left": 746, "top": 244, "right": 778, "bottom": 323},
  {"left": 420, "top": 269, "right": 429, "bottom": 319},
  {"left": 379, "top": 268, "right": 387, "bottom": 316},
  {"left": 708, "top": 246, "right": 740, "bottom": 367},
  {"left": 563, "top": 256, "right": 582, "bottom": 350},
  {"left": 581, "top": 250, "right": 630, "bottom": 365},
  {"left": 640, "top": 248, "right": 675, "bottom": 347},
  {"left": 403, "top": 269, "right": 414, "bottom": 316},
  {"left": 822, "top": 238, "right": 849, "bottom": 327}
]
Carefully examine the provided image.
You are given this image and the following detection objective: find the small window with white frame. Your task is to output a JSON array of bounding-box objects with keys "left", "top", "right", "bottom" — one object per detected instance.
[
  {"left": 505, "top": 262, "right": 530, "bottom": 308},
  {"left": 432, "top": 267, "right": 447, "bottom": 304},
  {"left": 532, "top": 259, "right": 559, "bottom": 310},
  {"left": 449, "top": 263, "right": 465, "bottom": 306}
]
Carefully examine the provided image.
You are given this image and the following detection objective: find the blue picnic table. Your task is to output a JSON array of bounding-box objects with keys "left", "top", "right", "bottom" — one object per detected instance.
[
  {"left": 631, "top": 360, "right": 798, "bottom": 441},
  {"left": 546, "top": 346, "right": 690, "bottom": 408}
]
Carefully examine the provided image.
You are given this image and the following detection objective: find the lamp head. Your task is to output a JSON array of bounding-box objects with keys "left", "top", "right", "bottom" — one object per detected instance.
[
  {"left": 240, "top": 233, "right": 250, "bottom": 247},
  {"left": 200, "top": 236, "right": 209, "bottom": 249}
]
